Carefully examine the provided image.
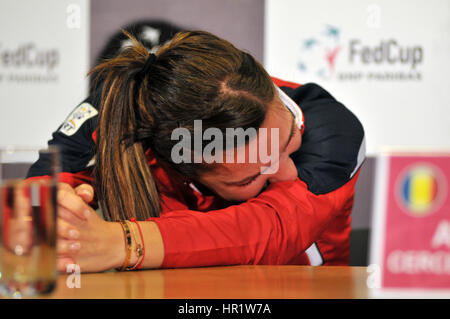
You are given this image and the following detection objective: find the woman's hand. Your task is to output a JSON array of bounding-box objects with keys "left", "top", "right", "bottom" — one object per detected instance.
[{"left": 56, "top": 183, "right": 125, "bottom": 273}]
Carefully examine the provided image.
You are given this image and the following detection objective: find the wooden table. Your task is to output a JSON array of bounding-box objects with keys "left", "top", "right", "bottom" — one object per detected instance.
[{"left": 45, "top": 266, "right": 370, "bottom": 299}]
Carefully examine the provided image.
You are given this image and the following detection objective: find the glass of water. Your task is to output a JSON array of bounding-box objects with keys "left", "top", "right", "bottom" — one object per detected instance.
[{"left": 0, "top": 146, "right": 59, "bottom": 298}]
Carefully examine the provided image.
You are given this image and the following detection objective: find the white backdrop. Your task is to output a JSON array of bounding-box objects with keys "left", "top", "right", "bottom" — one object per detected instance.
[
  {"left": 1, "top": 0, "right": 449, "bottom": 159},
  {"left": 265, "top": 0, "right": 450, "bottom": 155},
  {"left": 0, "top": 0, "right": 89, "bottom": 155}
]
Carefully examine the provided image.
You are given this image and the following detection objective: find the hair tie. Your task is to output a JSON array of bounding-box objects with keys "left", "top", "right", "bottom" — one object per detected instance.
[
  {"left": 142, "top": 53, "right": 157, "bottom": 73},
  {"left": 136, "top": 53, "right": 157, "bottom": 82}
]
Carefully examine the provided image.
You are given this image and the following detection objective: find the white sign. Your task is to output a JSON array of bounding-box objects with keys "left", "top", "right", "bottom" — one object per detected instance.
[
  {"left": 0, "top": 0, "right": 90, "bottom": 156},
  {"left": 265, "top": 0, "right": 450, "bottom": 155}
]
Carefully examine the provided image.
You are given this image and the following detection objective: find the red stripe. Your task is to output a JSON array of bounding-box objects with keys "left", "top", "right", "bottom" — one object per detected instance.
[
  {"left": 26, "top": 171, "right": 94, "bottom": 188},
  {"left": 271, "top": 76, "right": 302, "bottom": 89},
  {"left": 431, "top": 175, "right": 438, "bottom": 201}
]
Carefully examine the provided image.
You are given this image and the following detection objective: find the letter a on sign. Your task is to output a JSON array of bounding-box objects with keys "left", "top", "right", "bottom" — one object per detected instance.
[
  {"left": 66, "top": 4, "right": 81, "bottom": 29},
  {"left": 431, "top": 220, "right": 450, "bottom": 248}
]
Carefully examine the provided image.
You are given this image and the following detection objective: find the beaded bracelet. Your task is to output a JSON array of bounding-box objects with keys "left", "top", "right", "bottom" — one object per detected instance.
[
  {"left": 130, "top": 217, "right": 146, "bottom": 270},
  {"left": 126, "top": 220, "right": 144, "bottom": 270},
  {"left": 117, "top": 220, "right": 132, "bottom": 271}
]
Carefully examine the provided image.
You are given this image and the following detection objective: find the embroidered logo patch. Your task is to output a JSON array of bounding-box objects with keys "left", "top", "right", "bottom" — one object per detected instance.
[{"left": 59, "top": 103, "right": 98, "bottom": 136}]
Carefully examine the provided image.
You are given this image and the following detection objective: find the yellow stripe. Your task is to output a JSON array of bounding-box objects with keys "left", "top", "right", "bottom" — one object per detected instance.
[{"left": 410, "top": 169, "right": 433, "bottom": 211}]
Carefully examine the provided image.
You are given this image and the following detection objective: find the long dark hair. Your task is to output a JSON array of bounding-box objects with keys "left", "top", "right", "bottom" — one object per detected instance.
[{"left": 90, "top": 30, "right": 275, "bottom": 221}]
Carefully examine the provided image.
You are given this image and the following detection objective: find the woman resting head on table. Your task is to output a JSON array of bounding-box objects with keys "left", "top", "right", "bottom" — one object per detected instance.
[{"left": 27, "top": 30, "right": 365, "bottom": 272}]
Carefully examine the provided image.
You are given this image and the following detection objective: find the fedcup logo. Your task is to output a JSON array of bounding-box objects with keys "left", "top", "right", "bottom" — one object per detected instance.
[
  {"left": 396, "top": 163, "right": 447, "bottom": 217},
  {"left": 297, "top": 23, "right": 424, "bottom": 82},
  {"left": 298, "top": 25, "right": 342, "bottom": 80}
]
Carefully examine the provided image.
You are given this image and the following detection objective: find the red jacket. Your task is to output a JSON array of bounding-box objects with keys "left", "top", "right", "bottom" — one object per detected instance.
[{"left": 26, "top": 78, "right": 366, "bottom": 267}]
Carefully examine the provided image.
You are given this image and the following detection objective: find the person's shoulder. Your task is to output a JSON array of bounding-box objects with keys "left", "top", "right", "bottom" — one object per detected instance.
[
  {"left": 271, "top": 77, "right": 334, "bottom": 103},
  {"left": 287, "top": 83, "right": 335, "bottom": 104},
  {"left": 286, "top": 83, "right": 365, "bottom": 195}
]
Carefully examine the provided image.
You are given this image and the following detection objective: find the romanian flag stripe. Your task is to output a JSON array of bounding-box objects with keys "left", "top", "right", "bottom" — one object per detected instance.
[{"left": 402, "top": 167, "right": 438, "bottom": 213}]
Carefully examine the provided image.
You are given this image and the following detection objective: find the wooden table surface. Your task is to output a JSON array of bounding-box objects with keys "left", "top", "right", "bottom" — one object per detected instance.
[{"left": 43, "top": 266, "right": 370, "bottom": 299}]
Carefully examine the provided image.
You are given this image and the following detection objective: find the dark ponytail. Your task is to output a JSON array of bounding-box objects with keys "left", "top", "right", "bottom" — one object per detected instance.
[{"left": 90, "top": 31, "right": 160, "bottom": 221}]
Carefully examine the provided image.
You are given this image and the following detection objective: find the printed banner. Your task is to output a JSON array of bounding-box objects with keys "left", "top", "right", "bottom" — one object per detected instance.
[
  {"left": 0, "top": 0, "right": 89, "bottom": 153},
  {"left": 370, "top": 152, "right": 450, "bottom": 296},
  {"left": 265, "top": 0, "right": 450, "bottom": 155}
]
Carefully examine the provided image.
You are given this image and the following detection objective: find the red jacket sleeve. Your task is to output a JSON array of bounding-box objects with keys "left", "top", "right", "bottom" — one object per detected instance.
[
  {"left": 148, "top": 173, "right": 359, "bottom": 268},
  {"left": 26, "top": 171, "right": 94, "bottom": 189}
]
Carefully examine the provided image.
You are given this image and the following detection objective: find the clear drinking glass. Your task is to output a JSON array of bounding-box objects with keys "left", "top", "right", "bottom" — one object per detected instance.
[{"left": 0, "top": 146, "right": 59, "bottom": 298}]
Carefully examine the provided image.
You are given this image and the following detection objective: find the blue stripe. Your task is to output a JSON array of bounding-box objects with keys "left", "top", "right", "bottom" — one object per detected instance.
[{"left": 402, "top": 174, "right": 411, "bottom": 203}]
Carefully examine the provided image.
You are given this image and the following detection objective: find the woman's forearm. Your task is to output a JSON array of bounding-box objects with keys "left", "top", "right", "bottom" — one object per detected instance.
[
  {"left": 141, "top": 173, "right": 359, "bottom": 269},
  {"left": 113, "top": 220, "right": 165, "bottom": 270},
  {"left": 135, "top": 221, "right": 165, "bottom": 269}
]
